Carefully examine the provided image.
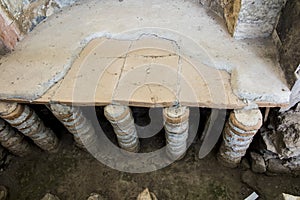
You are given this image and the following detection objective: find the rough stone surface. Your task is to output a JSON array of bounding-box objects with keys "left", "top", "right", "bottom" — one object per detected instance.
[
  {"left": 240, "top": 157, "right": 250, "bottom": 169},
  {"left": 261, "top": 130, "right": 279, "bottom": 155},
  {"left": 276, "top": 0, "right": 300, "bottom": 88},
  {"left": 250, "top": 152, "right": 266, "bottom": 173},
  {"left": 0, "top": 0, "right": 29, "bottom": 19},
  {"left": 3, "top": 0, "right": 60, "bottom": 32},
  {"left": 261, "top": 150, "right": 279, "bottom": 162},
  {"left": 17, "top": 0, "right": 59, "bottom": 32},
  {"left": 0, "top": 0, "right": 77, "bottom": 33},
  {"left": 277, "top": 109, "right": 300, "bottom": 158},
  {"left": 0, "top": 145, "right": 7, "bottom": 167},
  {"left": 87, "top": 193, "right": 104, "bottom": 200},
  {"left": 223, "top": 0, "right": 241, "bottom": 36},
  {"left": 199, "top": 0, "right": 224, "bottom": 17},
  {"left": 281, "top": 193, "right": 300, "bottom": 200},
  {"left": 0, "top": 0, "right": 78, "bottom": 52},
  {"left": 137, "top": 188, "right": 158, "bottom": 200},
  {"left": 40, "top": 193, "right": 60, "bottom": 200},
  {"left": 261, "top": 107, "right": 300, "bottom": 159},
  {"left": 0, "top": 185, "right": 7, "bottom": 200},
  {"left": 55, "top": 0, "right": 78, "bottom": 7},
  {"left": 267, "top": 158, "right": 290, "bottom": 174},
  {"left": 225, "top": 0, "right": 286, "bottom": 39},
  {"left": 0, "top": 6, "right": 21, "bottom": 50},
  {"left": 257, "top": 105, "right": 300, "bottom": 175},
  {"left": 0, "top": 145, "right": 5, "bottom": 159},
  {"left": 284, "top": 157, "right": 300, "bottom": 171},
  {"left": 276, "top": 109, "right": 300, "bottom": 158}
]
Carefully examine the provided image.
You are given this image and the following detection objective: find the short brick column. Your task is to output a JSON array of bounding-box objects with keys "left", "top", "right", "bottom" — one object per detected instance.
[
  {"left": 163, "top": 106, "right": 189, "bottom": 160},
  {"left": 218, "top": 108, "right": 262, "bottom": 167},
  {"left": 49, "top": 103, "right": 96, "bottom": 149},
  {"left": 0, "top": 102, "right": 59, "bottom": 153},
  {"left": 0, "top": 118, "right": 32, "bottom": 156},
  {"left": 104, "top": 105, "right": 139, "bottom": 153}
]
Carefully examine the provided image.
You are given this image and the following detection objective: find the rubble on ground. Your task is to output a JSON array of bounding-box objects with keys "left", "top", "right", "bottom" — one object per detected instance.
[
  {"left": 87, "top": 193, "right": 104, "bottom": 200},
  {"left": 0, "top": 186, "right": 7, "bottom": 200},
  {"left": 250, "top": 152, "right": 266, "bottom": 173},
  {"left": 137, "top": 188, "right": 158, "bottom": 200},
  {"left": 248, "top": 104, "right": 300, "bottom": 175},
  {"left": 279, "top": 193, "right": 300, "bottom": 200},
  {"left": 0, "top": 146, "right": 6, "bottom": 168},
  {"left": 40, "top": 193, "right": 60, "bottom": 200}
]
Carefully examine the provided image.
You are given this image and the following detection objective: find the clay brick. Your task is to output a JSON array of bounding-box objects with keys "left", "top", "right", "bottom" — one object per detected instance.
[{"left": 0, "top": 7, "right": 21, "bottom": 50}]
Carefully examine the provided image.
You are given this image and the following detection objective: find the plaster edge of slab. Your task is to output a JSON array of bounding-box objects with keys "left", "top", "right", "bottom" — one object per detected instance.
[{"left": 230, "top": 69, "right": 290, "bottom": 106}]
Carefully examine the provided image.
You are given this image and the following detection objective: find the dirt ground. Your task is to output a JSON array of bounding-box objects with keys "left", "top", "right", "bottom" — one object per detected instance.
[{"left": 0, "top": 107, "right": 300, "bottom": 200}]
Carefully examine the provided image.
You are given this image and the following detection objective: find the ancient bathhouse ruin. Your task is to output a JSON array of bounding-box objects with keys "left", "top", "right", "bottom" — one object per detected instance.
[{"left": 0, "top": 0, "right": 299, "bottom": 197}]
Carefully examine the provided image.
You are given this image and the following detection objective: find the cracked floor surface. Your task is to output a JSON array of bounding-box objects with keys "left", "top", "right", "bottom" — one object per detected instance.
[{"left": 0, "top": 0, "right": 290, "bottom": 108}]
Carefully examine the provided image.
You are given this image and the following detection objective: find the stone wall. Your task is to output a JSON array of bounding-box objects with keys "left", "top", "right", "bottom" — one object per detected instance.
[
  {"left": 200, "top": 0, "right": 299, "bottom": 89},
  {"left": 200, "top": 0, "right": 286, "bottom": 39},
  {"left": 199, "top": 0, "right": 224, "bottom": 18},
  {"left": 0, "top": 5, "right": 21, "bottom": 53},
  {"left": 276, "top": 0, "right": 300, "bottom": 88},
  {"left": 247, "top": 104, "right": 300, "bottom": 175},
  {"left": 252, "top": 1, "right": 300, "bottom": 175},
  {"left": 0, "top": 0, "right": 78, "bottom": 54}
]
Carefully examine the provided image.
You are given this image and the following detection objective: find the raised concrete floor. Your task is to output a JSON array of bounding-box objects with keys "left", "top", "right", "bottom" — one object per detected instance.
[{"left": 0, "top": 0, "right": 290, "bottom": 109}]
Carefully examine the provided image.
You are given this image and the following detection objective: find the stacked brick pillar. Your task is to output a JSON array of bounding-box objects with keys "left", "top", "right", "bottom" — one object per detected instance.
[
  {"left": 0, "top": 101, "right": 59, "bottom": 153},
  {"left": 104, "top": 105, "right": 140, "bottom": 153},
  {"left": 163, "top": 106, "right": 190, "bottom": 160},
  {"left": 218, "top": 108, "right": 263, "bottom": 167},
  {"left": 48, "top": 103, "right": 96, "bottom": 149}
]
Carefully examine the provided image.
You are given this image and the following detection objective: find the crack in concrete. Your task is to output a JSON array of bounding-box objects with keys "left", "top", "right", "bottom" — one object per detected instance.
[
  {"left": 176, "top": 55, "right": 182, "bottom": 106},
  {"left": 94, "top": 53, "right": 177, "bottom": 59},
  {"left": 102, "top": 32, "right": 183, "bottom": 105},
  {"left": 111, "top": 40, "right": 133, "bottom": 104}
]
